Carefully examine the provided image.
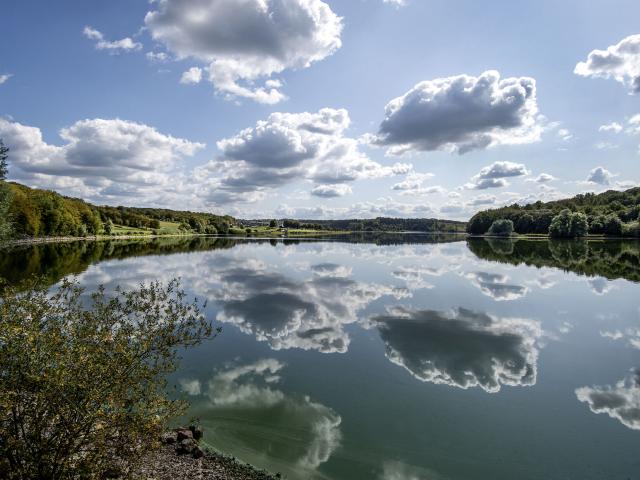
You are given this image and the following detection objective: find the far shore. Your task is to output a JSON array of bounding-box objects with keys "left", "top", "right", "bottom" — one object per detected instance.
[{"left": 0, "top": 230, "right": 471, "bottom": 248}]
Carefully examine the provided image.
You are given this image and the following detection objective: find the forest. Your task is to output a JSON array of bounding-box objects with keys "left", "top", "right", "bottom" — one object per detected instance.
[
  {"left": 0, "top": 182, "right": 235, "bottom": 240},
  {"left": 467, "top": 187, "right": 640, "bottom": 237},
  {"left": 279, "top": 217, "right": 467, "bottom": 233}
]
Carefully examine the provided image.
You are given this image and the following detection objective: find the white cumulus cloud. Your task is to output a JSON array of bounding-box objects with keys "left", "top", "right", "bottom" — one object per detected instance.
[
  {"left": 465, "top": 161, "right": 529, "bottom": 189},
  {"left": 575, "top": 34, "right": 640, "bottom": 94},
  {"left": 83, "top": 26, "right": 142, "bottom": 54},
  {"left": 144, "top": 0, "right": 343, "bottom": 104},
  {"left": 586, "top": 166, "right": 615, "bottom": 185},
  {"left": 199, "top": 108, "right": 410, "bottom": 204},
  {"left": 180, "top": 66, "right": 203, "bottom": 84},
  {"left": 374, "top": 70, "right": 542, "bottom": 155},
  {"left": 0, "top": 117, "right": 204, "bottom": 203}
]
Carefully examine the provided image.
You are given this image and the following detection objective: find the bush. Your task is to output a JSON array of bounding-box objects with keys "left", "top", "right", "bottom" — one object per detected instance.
[
  {"left": 603, "top": 214, "right": 623, "bottom": 236},
  {"left": 0, "top": 279, "right": 214, "bottom": 479},
  {"left": 622, "top": 221, "right": 640, "bottom": 237},
  {"left": 549, "top": 209, "right": 588, "bottom": 238},
  {"left": 0, "top": 183, "right": 12, "bottom": 241},
  {"left": 487, "top": 219, "right": 514, "bottom": 237}
]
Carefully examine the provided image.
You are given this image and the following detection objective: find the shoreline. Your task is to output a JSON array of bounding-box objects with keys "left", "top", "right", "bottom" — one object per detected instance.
[
  {"left": 0, "top": 230, "right": 468, "bottom": 248},
  {"left": 134, "top": 443, "right": 278, "bottom": 480},
  {"left": 130, "top": 427, "right": 278, "bottom": 480},
  {"left": 469, "top": 234, "right": 639, "bottom": 240}
]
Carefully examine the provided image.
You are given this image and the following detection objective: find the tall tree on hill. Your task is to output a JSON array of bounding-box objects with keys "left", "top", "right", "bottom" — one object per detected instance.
[
  {"left": 0, "top": 139, "right": 13, "bottom": 240},
  {"left": 0, "top": 139, "right": 8, "bottom": 181}
]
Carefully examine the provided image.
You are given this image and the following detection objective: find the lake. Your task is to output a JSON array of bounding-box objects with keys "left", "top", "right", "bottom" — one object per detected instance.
[{"left": 1, "top": 235, "right": 639, "bottom": 479}]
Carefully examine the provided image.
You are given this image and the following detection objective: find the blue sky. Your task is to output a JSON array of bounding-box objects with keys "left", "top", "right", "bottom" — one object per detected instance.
[{"left": 1, "top": 0, "right": 639, "bottom": 220}]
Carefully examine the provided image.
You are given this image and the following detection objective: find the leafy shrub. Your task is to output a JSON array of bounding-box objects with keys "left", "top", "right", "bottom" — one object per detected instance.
[
  {"left": 0, "top": 279, "right": 214, "bottom": 479},
  {"left": 549, "top": 209, "right": 588, "bottom": 238},
  {"left": 622, "top": 221, "right": 640, "bottom": 237},
  {"left": 487, "top": 219, "right": 514, "bottom": 237}
]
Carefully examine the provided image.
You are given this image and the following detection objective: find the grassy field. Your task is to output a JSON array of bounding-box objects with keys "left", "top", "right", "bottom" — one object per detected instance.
[
  {"left": 236, "top": 226, "right": 348, "bottom": 237},
  {"left": 111, "top": 221, "right": 183, "bottom": 236}
]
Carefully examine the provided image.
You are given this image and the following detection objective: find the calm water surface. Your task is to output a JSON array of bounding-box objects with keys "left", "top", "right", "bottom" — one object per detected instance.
[{"left": 2, "top": 235, "right": 639, "bottom": 479}]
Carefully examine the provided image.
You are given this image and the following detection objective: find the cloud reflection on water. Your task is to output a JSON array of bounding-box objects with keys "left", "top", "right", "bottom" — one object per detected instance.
[
  {"left": 372, "top": 307, "right": 542, "bottom": 392},
  {"left": 576, "top": 370, "right": 640, "bottom": 431},
  {"left": 183, "top": 359, "right": 342, "bottom": 475}
]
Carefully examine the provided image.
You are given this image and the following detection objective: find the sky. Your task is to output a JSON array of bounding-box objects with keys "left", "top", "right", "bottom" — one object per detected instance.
[{"left": 0, "top": 0, "right": 639, "bottom": 220}]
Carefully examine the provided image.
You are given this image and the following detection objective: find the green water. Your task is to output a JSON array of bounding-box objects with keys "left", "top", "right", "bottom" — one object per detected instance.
[{"left": 2, "top": 235, "right": 639, "bottom": 479}]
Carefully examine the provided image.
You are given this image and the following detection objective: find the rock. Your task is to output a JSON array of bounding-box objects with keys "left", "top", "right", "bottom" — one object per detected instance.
[
  {"left": 161, "top": 431, "right": 178, "bottom": 445},
  {"left": 103, "top": 465, "right": 124, "bottom": 478},
  {"left": 176, "top": 438, "right": 197, "bottom": 455},
  {"left": 176, "top": 429, "right": 193, "bottom": 442},
  {"left": 192, "top": 446, "right": 205, "bottom": 459},
  {"left": 189, "top": 425, "right": 204, "bottom": 441}
]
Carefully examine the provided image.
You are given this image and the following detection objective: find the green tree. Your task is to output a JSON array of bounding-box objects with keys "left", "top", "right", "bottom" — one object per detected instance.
[
  {"left": 0, "top": 140, "right": 12, "bottom": 240},
  {"left": 0, "top": 140, "right": 8, "bottom": 181},
  {"left": 487, "top": 219, "right": 514, "bottom": 237},
  {"left": 104, "top": 219, "right": 114, "bottom": 235},
  {"left": 515, "top": 214, "right": 534, "bottom": 234},
  {"left": 269, "top": 219, "right": 277, "bottom": 228},
  {"left": 602, "top": 214, "right": 623, "bottom": 236},
  {"left": 549, "top": 209, "right": 588, "bottom": 238},
  {"left": 0, "top": 279, "right": 215, "bottom": 479},
  {"left": 0, "top": 184, "right": 11, "bottom": 241}
]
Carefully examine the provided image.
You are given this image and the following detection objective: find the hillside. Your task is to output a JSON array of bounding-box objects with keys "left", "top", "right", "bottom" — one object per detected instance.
[
  {"left": 242, "top": 217, "right": 467, "bottom": 233},
  {"left": 467, "top": 187, "right": 640, "bottom": 237},
  {"left": 0, "top": 182, "right": 465, "bottom": 240},
  {"left": 2, "top": 182, "right": 235, "bottom": 239}
]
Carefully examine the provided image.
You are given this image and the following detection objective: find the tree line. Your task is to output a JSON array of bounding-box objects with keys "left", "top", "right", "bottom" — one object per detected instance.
[
  {"left": 0, "top": 139, "right": 235, "bottom": 240},
  {"left": 279, "top": 217, "right": 467, "bottom": 233},
  {"left": 467, "top": 187, "right": 640, "bottom": 237}
]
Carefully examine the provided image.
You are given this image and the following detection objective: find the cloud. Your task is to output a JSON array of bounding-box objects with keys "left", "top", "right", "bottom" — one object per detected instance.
[
  {"left": 587, "top": 277, "right": 616, "bottom": 295},
  {"left": 275, "top": 198, "right": 435, "bottom": 219},
  {"left": 372, "top": 307, "right": 541, "bottom": 392},
  {"left": 599, "top": 122, "right": 623, "bottom": 134},
  {"left": 382, "top": 0, "right": 407, "bottom": 7},
  {"left": 197, "top": 359, "right": 342, "bottom": 473},
  {"left": 575, "top": 34, "right": 640, "bottom": 93},
  {"left": 215, "top": 263, "right": 408, "bottom": 353},
  {"left": 576, "top": 370, "right": 640, "bottom": 430},
  {"left": 83, "top": 26, "right": 142, "bottom": 54},
  {"left": 465, "top": 271, "right": 529, "bottom": 301},
  {"left": 628, "top": 114, "right": 640, "bottom": 135},
  {"left": 380, "top": 461, "right": 446, "bottom": 480},
  {"left": 311, "top": 263, "right": 352, "bottom": 277},
  {"left": 527, "top": 173, "right": 556, "bottom": 183},
  {"left": 146, "top": 51, "right": 170, "bottom": 62},
  {"left": 0, "top": 117, "right": 204, "bottom": 203},
  {"left": 0, "top": 74, "right": 12, "bottom": 85},
  {"left": 311, "top": 184, "right": 352, "bottom": 198},
  {"left": 557, "top": 128, "right": 573, "bottom": 141},
  {"left": 594, "top": 141, "right": 619, "bottom": 150},
  {"left": 389, "top": 172, "right": 446, "bottom": 196},
  {"left": 180, "top": 66, "right": 203, "bottom": 84},
  {"left": 374, "top": 70, "right": 542, "bottom": 155},
  {"left": 179, "top": 378, "right": 202, "bottom": 396},
  {"left": 586, "top": 166, "right": 615, "bottom": 185},
  {"left": 144, "top": 0, "right": 343, "bottom": 104},
  {"left": 465, "top": 161, "right": 529, "bottom": 189},
  {"left": 203, "top": 108, "right": 409, "bottom": 203},
  {"left": 467, "top": 194, "right": 497, "bottom": 207}
]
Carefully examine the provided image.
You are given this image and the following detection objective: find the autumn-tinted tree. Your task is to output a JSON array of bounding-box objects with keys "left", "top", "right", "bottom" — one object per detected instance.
[{"left": 0, "top": 279, "right": 215, "bottom": 479}]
